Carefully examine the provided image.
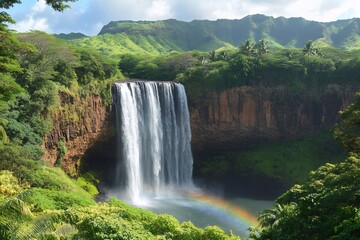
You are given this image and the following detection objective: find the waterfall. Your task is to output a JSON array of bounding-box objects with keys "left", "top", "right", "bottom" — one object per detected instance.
[{"left": 113, "top": 81, "right": 193, "bottom": 202}]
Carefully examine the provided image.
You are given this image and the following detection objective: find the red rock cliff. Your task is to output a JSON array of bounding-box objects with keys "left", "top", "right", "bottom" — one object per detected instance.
[
  {"left": 42, "top": 91, "right": 108, "bottom": 175},
  {"left": 189, "top": 85, "right": 356, "bottom": 152}
]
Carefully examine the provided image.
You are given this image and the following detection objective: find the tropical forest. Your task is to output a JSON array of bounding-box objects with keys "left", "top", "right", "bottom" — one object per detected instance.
[{"left": 1, "top": 0, "right": 360, "bottom": 239}]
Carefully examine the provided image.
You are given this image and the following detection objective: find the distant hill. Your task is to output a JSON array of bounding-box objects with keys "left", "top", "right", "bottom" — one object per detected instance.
[
  {"left": 64, "top": 15, "right": 360, "bottom": 55},
  {"left": 54, "top": 32, "right": 88, "bottom": 40}
]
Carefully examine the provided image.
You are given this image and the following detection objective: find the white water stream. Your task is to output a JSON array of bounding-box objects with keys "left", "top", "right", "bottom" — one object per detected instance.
[{"left": 113, "top": 81, "right": 193, "bottom": 203}]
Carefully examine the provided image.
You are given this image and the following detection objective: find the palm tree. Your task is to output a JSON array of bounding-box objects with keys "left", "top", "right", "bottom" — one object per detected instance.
[
  {"left": 208, "top": 50, "right": 216, "bottom": 61},
  {"left": 258, "top": 204, "right": 283, "bottom": 228},
  {"left": 283, "top": 49, "right": 293, "bottom": 59},
  {"left": 218, "top": 50, "right": 228, "bottom": 61},
  {"left": 303, "top": 40, "right": 321, "bottom": 60},
  {"left": 258, "top": 203, "right": 298, "bottom": 228},
  {"left": 257, "top": 39, "right": 269, "bottom": 55},
  {"left": 240, "top": 40, "right": 256, "bottom": 56}
]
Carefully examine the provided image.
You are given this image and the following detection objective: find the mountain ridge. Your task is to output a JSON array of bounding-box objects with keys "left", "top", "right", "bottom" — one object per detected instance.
[{"left": 61, "top": 14, "right": 360, "bottom": 55}]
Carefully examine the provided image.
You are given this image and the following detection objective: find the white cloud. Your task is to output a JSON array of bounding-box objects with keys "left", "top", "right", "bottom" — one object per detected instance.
[
  {"left": 11, "top": 0, "right": 51, "bottom": 32},
  {"left": 15, "top": 16, "right": 49, "bottom": 32},
  {"left": 32, "top": 0, "right": 47, "bottom": 13},
  {"left": 8, "top": 0, "right": 360, "bottom": 35},
  {"left": 146, "top": 0, "right": 172, "bottom": 19}
]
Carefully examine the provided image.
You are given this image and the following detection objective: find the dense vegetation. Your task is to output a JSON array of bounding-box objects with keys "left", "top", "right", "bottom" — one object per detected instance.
[
  {"left": 67, "top": 16, "right": 360, "bottom": 55},
  {"left": 249, "top": 95, "right": 360, "bottom": 239},
  {"left": 0, "top": 154, "right": 239, "bottom": 239},
  {"left": 114, "top": 40, "right": 360, "bottom": 104},
  {"left": 2, "top": 1, "right": 360, "bottom": 239},
  {"left": 0, "top": 29, "right": 121, "bottom": 160}
]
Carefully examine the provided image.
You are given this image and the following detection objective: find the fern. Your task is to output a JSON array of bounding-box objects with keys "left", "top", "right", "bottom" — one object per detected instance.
[
  {"left": 0, "top": 122, "right": 9, "bottom": 144},
  {"left": 0, "top": 198, "right": 32, "bottom": 239},
  {"left": 14, "top": 214, "right": 58, "bottom": 240},
  {"left": 0, "top": 198, "right": 32, "bottom": 220}
]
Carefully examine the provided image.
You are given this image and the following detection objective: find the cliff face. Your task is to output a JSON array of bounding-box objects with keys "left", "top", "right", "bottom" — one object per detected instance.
[
  {"left": 42, "top": 92, "right": 108, "bottom": 175},
  {"left": 189, "top": 85, "right": 356, "bottom": 152},
  {"left": 42, "top": 84, "right": 356, "bottom": 178}
]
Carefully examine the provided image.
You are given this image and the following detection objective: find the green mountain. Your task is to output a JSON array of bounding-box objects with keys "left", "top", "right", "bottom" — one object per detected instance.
[
  {"left": 66, "top": 14, "right": 360, "bottom": 55},
  {"left": 54, "top": 32, "right": 88, "bottom": 40}
]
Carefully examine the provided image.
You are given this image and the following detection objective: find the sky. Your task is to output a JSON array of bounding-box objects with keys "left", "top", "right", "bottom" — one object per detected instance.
[{"left": 5, "top": 0, "right": 360, "bottom": 36}]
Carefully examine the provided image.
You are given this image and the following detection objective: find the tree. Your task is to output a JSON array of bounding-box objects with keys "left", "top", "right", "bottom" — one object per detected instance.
[
  {"left": 208, "top": 50, "right": 216, "bottom": 61},
  {"left": 0, "top": 0, "right": 78, "bottom": 144},
  {"left": 0, "top": 0, "right": 76, "bottom": 12},
  {"left": 218, "top": 50, "right": 228, "bottom": 61},
  {"left": 257, "top": 39, "right": 269, "bottom": 55},
  {"left": 240, "top": 40, "right": 256, "bottom": 56},
  {"left": 283, "top": 49, "right": 293, "bottom": 59},
  {"left": 334, "top": 92, "right": 360, "bottom": 154},
  {"left": 303, "top": 40, "right": 321, "bottom": 60},
  {"left": 253, "top": 154, "right": 360, "bottom": 239}
]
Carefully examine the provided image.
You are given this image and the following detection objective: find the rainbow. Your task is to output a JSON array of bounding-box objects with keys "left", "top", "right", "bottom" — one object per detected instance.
[{"left": 188, "top": 191, "right": 259, "bottom": 227}]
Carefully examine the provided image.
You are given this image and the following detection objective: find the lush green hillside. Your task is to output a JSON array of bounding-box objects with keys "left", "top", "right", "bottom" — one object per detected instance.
[
  {"left": 67, "top": 15, "right": 360, "bottom": 55},
  {"left": 54, "top": 32, "right": 88, "bottom": 40}
]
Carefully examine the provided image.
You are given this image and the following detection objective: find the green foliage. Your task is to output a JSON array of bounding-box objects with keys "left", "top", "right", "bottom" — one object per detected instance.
[
  {"left": 55, "top": 139, "right": 67, "bottom": 167},
  {"left": 334, "top": 92, "right": 360, "bottom": 154},
  {"left": 116, "top": 46, "right": 360, "bottom": 102},
  {"left": 19, "top": 188, "right": 94, "bottom": 211},
  {"left": 0, "top": 29, "right": 121, "bottom": 156},
  {"left": 74, "top": 50, "right": 105, "bottom": 84},
  {"left": 202, "top": 226, "right": 240, "bottom": 240},
  {"left": 58, "top": 199, "right": 240, "bottom": 240},
  {"left": 240, "top": 40, "right": 256, "bottom": 56},
  {"left": 147, "top": 214, "right": 179, "bottom": 235},
  {"left": 173, "top": 221, "right": 202, "bottom": 240},
  {"left": 0, "top": 0, "right": 77, "bottom": 12},
  {"left": 0, "top": 198, "right": 33, "bottom": 239},
  {"left": 0, "top": 170, "right": 28, "bottom": 202},
  {"left": 76, "top": 173, "right": 99, "bottom": 197},
  {"left": 2, "top": 187, "right": 241, "bottom": 239},
  {"left": 53, "top": 59, "right": 78, "bottom": 87},
  {"left": 0, "top": 73, "right": 23, "bottom": 102},
  {"left": 253, "top": 154, "right": 360, "bottom": 239}
]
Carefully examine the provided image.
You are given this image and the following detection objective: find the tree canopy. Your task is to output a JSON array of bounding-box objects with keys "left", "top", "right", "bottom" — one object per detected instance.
[{"left": 0, "top": 0, "right": 76, "bottom": 12}]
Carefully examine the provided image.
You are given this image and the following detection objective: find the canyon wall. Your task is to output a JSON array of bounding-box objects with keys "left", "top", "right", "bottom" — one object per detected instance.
[
  {"left": 42, "top": 92, "right": 109, "bottom": 175},
  {"left": 189, "top": 85, "right": 356, "bottom": 153},
  {"left": 42, "top": 84, "right": 357, "bottom": 177}
]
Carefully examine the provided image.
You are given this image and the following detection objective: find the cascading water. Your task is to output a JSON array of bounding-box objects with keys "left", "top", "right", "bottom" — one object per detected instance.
[
  {"left": 113, "top": 81, "right": 193, "bottom": 203},
  {"left": 112, "top": 81, "right": 264, "bottom": 237}
]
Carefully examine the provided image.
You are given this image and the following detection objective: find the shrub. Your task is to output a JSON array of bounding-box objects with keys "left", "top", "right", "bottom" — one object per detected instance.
[
  {"left": 0, "top": 170, "right": 28, "bottom": 202},
  {"left": 202, "top": 226, "right": 228, "bottom": 240},
  {"left": 173, "top": 221, "right": 202, "bottom": 240},
  {"left": 146, "top": 214, "right": 179, "bottom": 235},
  {"left": 76, "top": 177, "right": 99, "bottom": 196},
  {"left": 18, "top": 188, "right": 94, "bottom": 211}
]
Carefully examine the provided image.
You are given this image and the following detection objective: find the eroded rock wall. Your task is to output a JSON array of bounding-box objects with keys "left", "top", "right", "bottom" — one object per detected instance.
[
  {"left": 190, "top": 85, "right": 356, "bottom": 152},
  {"left": 42, "top": 92, "right": 108, "bottom": 175}
]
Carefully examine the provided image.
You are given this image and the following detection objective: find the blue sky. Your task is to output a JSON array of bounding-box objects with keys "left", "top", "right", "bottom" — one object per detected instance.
[{"left": 5, "top": 0, "right": 360, "bottom": 36}]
